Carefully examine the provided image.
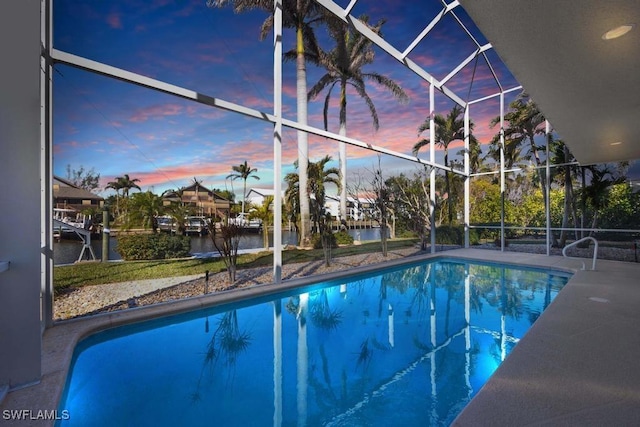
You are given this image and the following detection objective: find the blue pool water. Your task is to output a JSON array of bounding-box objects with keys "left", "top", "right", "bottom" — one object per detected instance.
[{"left": 57, "top": 259, "right": 570, "bottom": 426}]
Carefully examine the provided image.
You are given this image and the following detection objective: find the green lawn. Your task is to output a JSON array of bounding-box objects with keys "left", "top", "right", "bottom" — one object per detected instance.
[{"left": 54, "top": 238, "right": 418, "bottom": 294}]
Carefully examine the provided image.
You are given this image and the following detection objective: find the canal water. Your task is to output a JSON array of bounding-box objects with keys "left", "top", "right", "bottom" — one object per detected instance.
[{"left": 53, "top": 228, "right": 387, "bottom": 265}]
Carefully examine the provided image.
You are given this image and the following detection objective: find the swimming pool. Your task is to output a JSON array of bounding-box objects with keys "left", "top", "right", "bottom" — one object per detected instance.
[{"left": 57, "top": 258, "right": 570, "bottom": 426}]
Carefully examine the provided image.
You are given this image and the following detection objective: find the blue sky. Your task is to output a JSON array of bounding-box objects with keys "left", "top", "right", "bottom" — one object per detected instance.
[{"left": 52, "top": 0, "right": 636, "bottom": 197}]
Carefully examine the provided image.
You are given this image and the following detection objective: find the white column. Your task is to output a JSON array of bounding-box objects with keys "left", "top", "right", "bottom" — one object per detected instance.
[
  {"left": 41, "top": 0, "right": 54, "bottom": 328},
  {"left": 500, "top": 93, "right": 506, "bottom": 251},
  {"left": 429, "top": 83, "right": 436, "bottom": 253},
  {"left": 463, "top": 105, "right": 470, "bottom": 248},
  {"left": 272, "top": 0, "right": 283, "bottom": 282},
  {"left": 0, "top": 0, "right": 43, "bottom": 390},
  {"left": 545, "top": 120, "right": 551, "bottom": 256}
]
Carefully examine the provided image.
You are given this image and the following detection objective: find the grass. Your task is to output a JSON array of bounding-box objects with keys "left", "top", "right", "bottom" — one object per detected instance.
[{"left": 54, "top": 238, "right": 419, "bottom": 294}]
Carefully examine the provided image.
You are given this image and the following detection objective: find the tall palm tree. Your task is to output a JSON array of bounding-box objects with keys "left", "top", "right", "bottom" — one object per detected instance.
[
  {"left": 490, "top": 93, "right": 549, "bottom": 217},
  {"left": 226, "top": 161, "right": 259, "bottom": 216},
  {"left": 413, "top": 105, "right": 478, "bottom": 224},
  {"left": 208, "top": 0, "right": 324, "bottom": 247},
  {"left": 308, "top": 15, "right": 409, "bottom": 221}
]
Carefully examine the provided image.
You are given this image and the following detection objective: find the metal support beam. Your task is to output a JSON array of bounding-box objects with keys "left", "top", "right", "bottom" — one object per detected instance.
[
  {"left": 441, "top": 44, "right": 491, "bottom": 86},
  {"left": 401, "top": 1, "right": 459, "bottom": 58},
  {"left": 314, "top": 0, "right": 466, "bottom": 107}
]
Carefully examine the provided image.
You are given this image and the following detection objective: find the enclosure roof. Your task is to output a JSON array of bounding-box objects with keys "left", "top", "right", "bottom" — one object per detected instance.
[{"left": 460, "top": 0, "right": 640, "bottom": 165}]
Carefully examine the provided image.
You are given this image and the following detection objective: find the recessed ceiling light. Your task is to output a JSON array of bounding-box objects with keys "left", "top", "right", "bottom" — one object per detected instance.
[
  {"left": 602, "top": 24, "right": 635, "bottom": 40},
  {"left": 610, "top": 141, "right": 623, "bottom": 146}
]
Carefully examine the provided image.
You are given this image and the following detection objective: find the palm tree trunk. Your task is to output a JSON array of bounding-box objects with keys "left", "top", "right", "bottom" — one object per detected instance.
[
  {"left": 241, "top": 179, "right": 247, "bottom": 215},
  {"left": 339, "top": 82, "right": 347, "bottom": 221},
  {"left": 444, "top": 152, "right": 452, "bottom": 224},
  {"left": 296, "top": 22, "right": 311, "bottom": 247}
]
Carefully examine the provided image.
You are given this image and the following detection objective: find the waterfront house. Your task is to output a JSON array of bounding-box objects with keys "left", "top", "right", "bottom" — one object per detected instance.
[{"left": 53, "top": 176, "right": 104, "bottom": 212}]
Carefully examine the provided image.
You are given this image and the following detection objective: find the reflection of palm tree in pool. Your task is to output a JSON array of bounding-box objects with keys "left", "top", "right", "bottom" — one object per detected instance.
[
  {"left": 191, "top": 310, "right": 252, "bottom": 402},
  {"left": 308, "top": 343, "right": 341, "bottom": 413},
  {"left": 355, "top": 338, "right": 372, "bottom": 372},
  {"left": 309, "top": 289, "right": 342, "bottom": 330}
]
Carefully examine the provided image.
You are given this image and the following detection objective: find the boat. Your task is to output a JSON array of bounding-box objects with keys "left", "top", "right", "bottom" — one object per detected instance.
[{"left": 228, "top": 213, "right": 262, "bottom": 232}]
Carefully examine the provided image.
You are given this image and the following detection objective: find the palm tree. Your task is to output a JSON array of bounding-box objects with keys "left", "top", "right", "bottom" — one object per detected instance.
[
  {"left": 490, "top": 93, "right": 549, "bottom": 217},
  {"left": 414, "top": 105, "right": 478, "bottom": 224},
  {"left": 285, "top": 156, "right": 340, "bottom": 239},
  {"left": 207, "top": 0, "right": 324, "bottom": 247},
  {"left": 308, "top": 15, "right": 409, "bottom": 222},
  {"left": 105, "top": 174, "right": 141, "bottom": 219},
  {"left": 306, "top": 155, "right": 340, "bottom": 233},
  {"left": 105, "top": 178, "right": 124, "bottom": 217},
  {"left": 118, "top": 174, "right": 141, "bottom": 198},
  {"left": 226, "top": 161, "right": 259, "bottom": 216},
  {"left": 129, "top": 191, "right": 164, "bottom": 230}
]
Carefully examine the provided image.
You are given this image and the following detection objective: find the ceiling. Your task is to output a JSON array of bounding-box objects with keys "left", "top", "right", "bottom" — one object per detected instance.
[{"left": 459, "top": 0, "right": 640, "bottom": 165}]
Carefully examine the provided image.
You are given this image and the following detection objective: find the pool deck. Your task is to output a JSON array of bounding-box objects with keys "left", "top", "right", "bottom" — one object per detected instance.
[{"left": 2, "top": 248, "right": 640, "bottom": 426}]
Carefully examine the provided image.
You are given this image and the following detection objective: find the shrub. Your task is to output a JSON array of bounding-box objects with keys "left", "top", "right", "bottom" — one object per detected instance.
[
  {"left": 334, "top": 230, "right": 354, "bottom": 245},
  {"left": 310, "top": 232, "right": 337, "bottom": 250},
  {"left": 435, "top": 225, "right": 463, "bottom": 245},
  {"left": 117, "top": 233, "right": 191, "bottom": 261},
  {"left": 434, "top": 225, "right": 480, "bottom": 246}
]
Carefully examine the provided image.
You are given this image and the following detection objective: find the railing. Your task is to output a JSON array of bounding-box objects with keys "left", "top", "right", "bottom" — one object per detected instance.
[{"left": 562, "top": 236, "right": 598, "bottom": 271}]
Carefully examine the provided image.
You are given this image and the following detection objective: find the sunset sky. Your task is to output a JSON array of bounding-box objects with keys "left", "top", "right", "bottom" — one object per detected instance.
[{"left": 52, "top": 0, "right": 635, "bottom": 198}]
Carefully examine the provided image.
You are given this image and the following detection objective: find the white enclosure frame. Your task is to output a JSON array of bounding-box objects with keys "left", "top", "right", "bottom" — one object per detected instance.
[{"left": 40, "top": 0, "right": 538, "bottom": 326}]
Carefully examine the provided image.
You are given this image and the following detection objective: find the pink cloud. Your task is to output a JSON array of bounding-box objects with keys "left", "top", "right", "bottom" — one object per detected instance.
[
  {"left": 197, "top": 54, "right": 225, "bottom": 65},
  {"left": 106, "top": 12, "right": 123, "bottom": 29},
  {"left": 129, "top": 103, "right": 183, "bottom": 123}
]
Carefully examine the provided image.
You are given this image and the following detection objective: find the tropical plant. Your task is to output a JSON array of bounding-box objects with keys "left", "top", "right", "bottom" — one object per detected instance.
[
  {"left": 285, "top": 156, "right": 340, "bottom": 264},
  {"left": 208, "top": 0, "right": 325, "bottom": 247},
  {"left": 118, "top": 174, "right": 141, "bottom": 198},
  {"left": 129, "top": 191, "right": 164, "bottom": 230},
  {"left": 549, "top": 138, "right": 579, "bottom": 246},
  {"left": 226, "top": 161, "right": 259, "bottom": 216},
  {"left": 490, "top": 93, "right": 549, "bottom": 218},
  {"left": 414, "top": 105, "right": 478, "bottom": 224},
  {"left": 308, "top": 15, "right": 409, "bottom": 221},
  {"left": 579, "top": 164, "right": 627, "bottom": 237},
  {"left": 164, "top": 203, "right": 193, "bottom": 235},
  {"left": 105, "top": 174, "right": 141, "bottom": 221}
]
